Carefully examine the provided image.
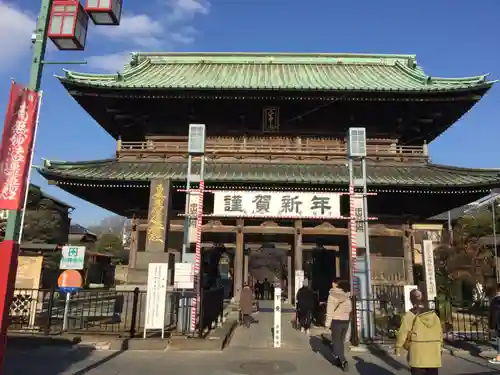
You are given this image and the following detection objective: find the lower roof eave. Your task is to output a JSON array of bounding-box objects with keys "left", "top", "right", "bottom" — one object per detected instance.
[{"left": 36, "top": 159, "right": 500, "bottom": 193}]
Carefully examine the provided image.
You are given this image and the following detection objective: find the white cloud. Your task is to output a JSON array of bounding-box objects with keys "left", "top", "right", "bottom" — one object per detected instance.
[
  {"left": 87, "top": 0, "right": 210, "bottom": 71},
  {"left": 0, "top": 1, "right": 35, "bottom": 71},
  {"left": 87, "top": 52, "right": 132, "bottom": 72},
  {"left": 93, "top": 14, "right": 164, "bottom": 48}
]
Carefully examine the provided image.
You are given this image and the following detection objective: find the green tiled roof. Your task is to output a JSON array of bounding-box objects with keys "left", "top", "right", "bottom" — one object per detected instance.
[
  {"left": 58, "top": 52, "right": 494, "bottom": 92},
  {"left": 37, "top": 159, "right": 500, "bottom": 188}
]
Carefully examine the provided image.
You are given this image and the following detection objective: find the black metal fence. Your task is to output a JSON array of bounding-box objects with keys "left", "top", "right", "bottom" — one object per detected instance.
[
  {"left": 8, "top": 287, "right": 225, "bottom": 338},
  {"left": 352, "top": 292, "right": 492, "bottom": 345}
]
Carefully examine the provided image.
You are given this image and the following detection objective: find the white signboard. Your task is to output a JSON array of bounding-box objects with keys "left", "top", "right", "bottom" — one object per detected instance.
[
  {"left": 60, "top": 246, "right": 86, "bottom": 270},
  {"left": 294, "top": 270, "right": 304, "bottom": 301},
  {"left": 274, "top": 287, "right": 282, "bottom": 348},
  {"left": 404, "top": 285, "right": 418, "bottom": 312},
  {"left": 174, "top": 262, "right": 195, "bottom": 289},
  {"left": 422, "top": 240, "right": 437, "bottom": 301},
  {"left": 353, "top": 195, "right": 366, "bottom": 248},
  {"left": 213, "top": 191, "right": 341, "bottom": 218},
  {"left": 144, "top": 263, "right": 169, "bottom": 338},
  {"left": 187, "top": 191, "right": 200, "bottom": 243}
]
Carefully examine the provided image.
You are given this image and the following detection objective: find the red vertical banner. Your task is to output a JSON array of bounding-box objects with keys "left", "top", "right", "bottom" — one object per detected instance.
[
  {"left": 0, "top": 83, "right": 40, "bottom": 371},
  {"left": 0, "top": 82, "right": 40, "bottom": 210}
]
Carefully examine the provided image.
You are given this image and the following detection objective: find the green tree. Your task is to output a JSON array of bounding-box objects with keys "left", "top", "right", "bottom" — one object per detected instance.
[
  {"left": 435, "top": 212, "right": 496, "bottom": 298},
  {"left": 95, "top": 233, "right": 122, "bottom": 252},
  {"left": 23, "top": 198, "right": 65, "bottom": 243}
]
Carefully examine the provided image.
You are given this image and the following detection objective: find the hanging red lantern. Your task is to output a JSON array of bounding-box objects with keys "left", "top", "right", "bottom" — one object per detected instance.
[
  {"left": 85, "top": 0, "right": 122, "bottom": 26},
  {"left": 48, "top": 0, "right": 89, "bottom": 50}
]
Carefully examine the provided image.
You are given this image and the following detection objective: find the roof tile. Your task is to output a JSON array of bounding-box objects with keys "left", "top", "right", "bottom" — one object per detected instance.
[
  {"left": 37, "top": 160, "right": 500, "bottom": 188},
  {"left": 58, "top": 52, "right": 493, "bottom": 92}
]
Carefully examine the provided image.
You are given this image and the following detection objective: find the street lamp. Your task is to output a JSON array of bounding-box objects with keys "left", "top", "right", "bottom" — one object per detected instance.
[
  {"left": 0, "top": 0, "right": 123, "bottom": 370},
  {"left": 85, "top": 0, "right": 123, "bottom": 25},
  {"left": 48, "top": 0, "right": 89, "bottom": 50}
]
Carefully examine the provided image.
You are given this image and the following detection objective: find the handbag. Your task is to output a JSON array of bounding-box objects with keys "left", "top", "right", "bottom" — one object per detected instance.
[{"left": 403, "top": 314, "right": 420, "bottom": 350}]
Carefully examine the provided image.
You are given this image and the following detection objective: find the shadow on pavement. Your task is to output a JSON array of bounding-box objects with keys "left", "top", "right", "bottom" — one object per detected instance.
[
  {"left": 366, "top": 344, "right": 408, "bottom": 372},
  {"left": 353, "top": 356, "right": 393, "bottom": 375},
  {"left": 309, "top": 335, "right": 337, "bottom": 365},
  {"left": 4, "top": 336, "right": 129, "bottom": 375},
  {"left": 5, "top": 336, "right": 93, "bottom": 375}
]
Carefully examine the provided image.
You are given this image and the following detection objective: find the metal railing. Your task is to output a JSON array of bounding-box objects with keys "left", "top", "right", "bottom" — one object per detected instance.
[
  {"left": 351, "top": 295, "right": 492, "bottom": 345},
  {"left": 118, "top": 137, "right": 428, "bottom": 160},
  {"left": 8, "top": 287, "right": 225, "bottom": 338}
]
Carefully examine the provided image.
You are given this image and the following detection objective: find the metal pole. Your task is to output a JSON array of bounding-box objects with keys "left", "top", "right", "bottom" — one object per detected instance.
[
  {"left": 361, "top": 158, "right": 373, "bottom": 339},
  {"left": 492, "top": 199, "right": 498, "bottom": 283},
  {"left": 178, "top": 155, "right": 192, "bottom": 333},
  {"left": 0, "top": 0, "right": 52, "bottom": 370},
  {"left": 62, "top": 292, "right": 71, "bottom": 331}
]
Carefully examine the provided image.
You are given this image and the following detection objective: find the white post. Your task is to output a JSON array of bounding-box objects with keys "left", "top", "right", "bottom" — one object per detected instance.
[
  {"left": 62, "top": 292, "right": 71, "bottom": 331},
  {"left": 273, "top": 287, "right": 281, "bottom": 348}
]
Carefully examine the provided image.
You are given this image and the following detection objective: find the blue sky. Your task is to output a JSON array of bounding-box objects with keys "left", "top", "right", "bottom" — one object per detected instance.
[{"left": 1, "top": 0, "right": 499, "bottom": 226}]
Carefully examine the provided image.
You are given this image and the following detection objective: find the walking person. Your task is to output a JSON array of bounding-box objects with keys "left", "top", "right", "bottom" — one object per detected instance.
[
  {"left": 240, "top": 283, "right": 254, "bottom": 328},
  {"left": 254, "top": 280, "right": 262, "bottom": 300},
  {"left": 296, "top": 279, "right": 316, "bottom": 334},
  {"left": 488, "top": 283, "right": 500, "bottom": 364},
  {"left": 395, "top": 289, "right": 443, "bottom": 375},
  {"left": 263, "top": 278, "right": 271, "bottom": 300},
  {"left": 325, "top": 280, "right": 352, "bottom": 372}
]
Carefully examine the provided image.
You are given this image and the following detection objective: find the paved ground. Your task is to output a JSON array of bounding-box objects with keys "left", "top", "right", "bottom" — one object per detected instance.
[
  {"left": 5, "top": 345, "right": 500, "bottom": 375},
  {"left": 5, "top": 299, "right": 500, "bottom": 375},
  {"left": 229, "top": 299, "right": 311, "bottom": 349}
]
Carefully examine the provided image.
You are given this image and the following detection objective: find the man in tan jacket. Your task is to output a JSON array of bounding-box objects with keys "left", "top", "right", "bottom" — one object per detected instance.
[{"left": 325, "top": 280, "right": 352, "bottom": 372}]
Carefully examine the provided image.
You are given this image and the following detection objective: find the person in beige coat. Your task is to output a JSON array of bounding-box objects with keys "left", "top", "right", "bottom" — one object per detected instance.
[
  {"left": 325, "top": 280, "right": 352, "bottom": 372},
  {"left": 240, "top": 283, "right": 254, "bottom": 328}
]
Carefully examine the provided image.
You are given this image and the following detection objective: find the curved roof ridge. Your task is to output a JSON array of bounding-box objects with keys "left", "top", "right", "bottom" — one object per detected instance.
[
  {"left": 394, "top": 62, "right": 493, "bottom": 86},
  {"left": 428, "top": 163, "right": 500, "bottom": 173},
  {"left": 134, "top": 51, "right": 417, "bottom": 61},
  {"left": 42, "top": 158, "right": 117, "bottom": 168}
]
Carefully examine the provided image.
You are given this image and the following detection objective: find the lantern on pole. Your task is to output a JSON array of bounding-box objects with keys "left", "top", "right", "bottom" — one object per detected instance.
[
  {"left": 85, "top": 0, "right": 123, "bottom": 25},
  {"left": 48, "top": 0, "right": 89, "bottom": 50}
]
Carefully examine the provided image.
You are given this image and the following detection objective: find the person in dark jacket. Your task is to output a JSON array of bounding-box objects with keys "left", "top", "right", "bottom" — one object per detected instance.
[
  {"left": 489, "top": 284, "right": 500, "bottom": 364},
  {"left": 296, "top": 279, "right": 315, "bottom": 334}
]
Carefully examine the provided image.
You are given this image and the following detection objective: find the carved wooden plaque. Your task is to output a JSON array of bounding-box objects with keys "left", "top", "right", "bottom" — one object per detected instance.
[
  {"left": 146, "top": 179, "right": 171, "bottom": 253},
  {"left": 262, "top": 106, "right": 280, "bottom": 132}
]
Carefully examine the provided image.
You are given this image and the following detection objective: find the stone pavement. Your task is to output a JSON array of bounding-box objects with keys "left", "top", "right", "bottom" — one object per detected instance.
[
  {"left": 5, "top": 344, "right": 500, "bottom": 375},
  {"left": 229, "top": 299, "right": 310, "bottom": 349}
]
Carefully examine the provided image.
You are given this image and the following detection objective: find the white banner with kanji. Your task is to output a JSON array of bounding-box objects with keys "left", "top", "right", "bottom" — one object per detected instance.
[
  {"left": 213, "top": 191, "right": 341, "bottom": 218},
  {"left": 187, "top": 191, "right": 200, "bottom": 243}
]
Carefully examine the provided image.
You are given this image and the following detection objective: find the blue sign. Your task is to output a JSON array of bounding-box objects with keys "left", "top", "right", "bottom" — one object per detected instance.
[{"left": 58, "top": 287, "right": 81, "bottom": 294}]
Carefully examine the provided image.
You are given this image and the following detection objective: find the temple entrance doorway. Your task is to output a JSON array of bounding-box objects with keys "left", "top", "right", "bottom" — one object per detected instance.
[{"left": 245, "top": 232, "right": 292, "bottom": 302}]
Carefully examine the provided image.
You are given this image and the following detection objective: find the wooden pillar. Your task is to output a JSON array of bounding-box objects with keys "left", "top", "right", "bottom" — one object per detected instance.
[
  {"left": 292, "top": 220, "right": 303, "bottom": 305},
  {"left": 128, "top": 216, "right": 138, "bottom": 268},
  {"left": 233, "top": 219, "right": 244, "bottom": 303},
  {"left": 294, "top": 220, "right": 303, "bottom": 271},
  {"left": 244, "top": 251, "right": 249, "bottom": 285},
  {"left": 287, "top": 252, "right": 293, "bottom": 303},
  {"left": 403, "top": 224, "right": 415, "bottom": 284}
]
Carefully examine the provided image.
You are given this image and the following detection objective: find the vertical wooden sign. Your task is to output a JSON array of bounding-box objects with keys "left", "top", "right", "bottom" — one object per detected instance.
[{"left": 146, "top": 179, "right": 171, "bottom": 253}]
